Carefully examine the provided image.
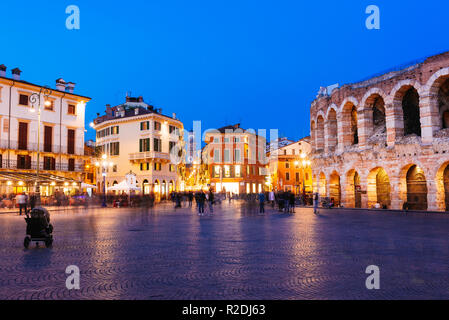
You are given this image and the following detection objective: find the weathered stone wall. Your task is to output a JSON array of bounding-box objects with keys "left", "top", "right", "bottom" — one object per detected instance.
[{"left": 310, "top": 52, "right": 449, "bottom": 211}]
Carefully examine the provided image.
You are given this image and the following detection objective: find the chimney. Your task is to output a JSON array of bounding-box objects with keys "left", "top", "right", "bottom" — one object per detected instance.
[
  {"left": 105, "top": 104, "right": 112, "bottom": 116},
  {"left": 66, "top": 82, "right": 75, "bottom": 93},
  {"left": 11, "top": 68, "right": 21, "bottom": 80},
  {"left": 56, "top": 78, "right": 66, "bottom": 91},
  {"left": 0, "top": 65, "right": 6, "bottom": 77},
  {"left": 158, "top": 108, "right": 162, "bottom": 114},
  {"left": 138, "top": 96, "right": 143, "bottom": 103}
]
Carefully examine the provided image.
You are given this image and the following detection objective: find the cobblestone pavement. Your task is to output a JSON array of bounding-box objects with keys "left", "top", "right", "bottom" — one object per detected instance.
[{"left": 1, "top": 201, "right": 449, "bottom": 300}]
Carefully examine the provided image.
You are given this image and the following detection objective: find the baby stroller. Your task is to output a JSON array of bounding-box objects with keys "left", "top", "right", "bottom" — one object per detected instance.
[{"left": 24, "top": 207, "right": 53, "bottom": 249}]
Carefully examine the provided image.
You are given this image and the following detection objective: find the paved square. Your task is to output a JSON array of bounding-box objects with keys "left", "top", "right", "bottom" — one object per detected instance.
[{"left": 0, "top": 201, "right": 448, "bottom": 300}]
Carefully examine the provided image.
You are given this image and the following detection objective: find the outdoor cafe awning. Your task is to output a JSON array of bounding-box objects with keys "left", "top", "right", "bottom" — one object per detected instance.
[{"left": 0, "top": 171, "right": 79, "bottom": 184}]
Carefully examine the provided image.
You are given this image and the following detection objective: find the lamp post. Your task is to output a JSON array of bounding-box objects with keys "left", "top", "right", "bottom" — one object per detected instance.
[
  {"left": 29, "top": 86, "right": 52, "bottom": 204},
  {"left": 96, "top": 154, "right": 114, "bottom": 207},
  {"left": 299, "top": 153, "right": 311, "bottom": 200}
]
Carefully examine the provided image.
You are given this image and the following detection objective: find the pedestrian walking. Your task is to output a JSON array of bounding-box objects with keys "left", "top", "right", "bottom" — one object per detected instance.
[
  {"left": 258, "top": 191, "right": 265, "bottom": 214},
  {"left": 208, "top": 190, "right": 214, "bottom": 214},
  {"left": 284, "top": 192, "right": 290, "bottom": 213},
  {"left": 289, "top": 191, "right": 295, "bottom": 213},
  {"left": 188, "top": 192, "right": 193, "bottom": 207},
  {"left": 17, "top": 193, "right": 27, "bottom": 216},
  {"left": 198, "top": 190, "right": 206, "bottom": 215},
  {"left": 313, "top": 192, "right": 319, "bottom": 215},
  {"left": 269, "top": 190, "right": 275, "bottom": 208},
  {"left": 175, "top": 193, "right": 182, "bottom": 208}
]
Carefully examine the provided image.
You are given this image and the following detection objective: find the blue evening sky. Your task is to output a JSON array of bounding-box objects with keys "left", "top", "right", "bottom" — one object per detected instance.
[{"left": 1, "top": 0, "right": 448, "bottom": 141}]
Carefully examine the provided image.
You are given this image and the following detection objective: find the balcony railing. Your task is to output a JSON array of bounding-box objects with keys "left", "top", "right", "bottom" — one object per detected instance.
[
  {"left": 129, "top": 151, "right": 170, "bottom": 162},
  {"left": 0, "top": 160, "right": 85, "bottom": 172},
  {"left": 0, "top": 140, "right": 84, "bottom": 155}
]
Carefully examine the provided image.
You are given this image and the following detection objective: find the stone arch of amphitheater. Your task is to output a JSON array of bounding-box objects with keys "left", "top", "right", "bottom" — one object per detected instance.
[{"left": 310, "top": 52, "right": 449, "bottom": 211}]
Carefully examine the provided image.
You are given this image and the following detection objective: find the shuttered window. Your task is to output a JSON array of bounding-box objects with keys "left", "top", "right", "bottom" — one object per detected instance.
[
  {"left": 139, "top": 138, "right": 150, "bottom": 152},
  {"left": 153, "top": 138, "right": 161, "bottom": 152},
  {"left": 44, "top": 126, "right": 52, "bottom": 152},
  {"left": 154, "top": 121, "right": 161, "bottom": 131},
  {"left": 67, "top": 129, "right": 75, "bottom": 154},
  {"left": 68, "top": 104, "right": 76, "bottom": 115},
  {"left": 68, "top": 158, "right": 75, "bottom": 171},
  {"left": 44, "top": 157, "right": 56, "bottom": 170},
  {"left": 18, "top": 122, "right": 28, "bottom": 150},
  {"left": 19, "top": 94, "right": 28, "bottom": 106},
  {"left": 140, "top": 121, "right": 149, "bottom": 130},
  {"left": 17, "top": 155, "right": 31, "bottom": 169}
]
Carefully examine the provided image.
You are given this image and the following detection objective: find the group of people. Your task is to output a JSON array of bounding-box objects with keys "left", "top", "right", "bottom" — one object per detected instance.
[{"left": 15, "top": 193, "right": 37, "bottom": 215}]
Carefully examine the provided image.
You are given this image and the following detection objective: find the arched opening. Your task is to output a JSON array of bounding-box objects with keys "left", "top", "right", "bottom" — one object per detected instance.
[
  {"left": 444, "top": 165, "right": 449, "bottom": 211},
  {"left": 316, "top": 116, "right": 325, "bottom": 151},
  {"left": 319, "top": 172, "right": 327, "bottom": 198},
  {"left": 438, "top": 78, "right": 449, "bottom": 129},
  {"left": 326, "top": 109, "right": 338, "bottom": 151},
  {"left": 345, "top": 169, "right": 362, "bottom": 208},
  {"left": 350, "top": 106, "right": 358, "bottom": 145},
  {"left": 372, "top": 97, "right": 386, "bottom": 133},
  {"left": 354, "top": 172, "right": 362, "bottom": 208},
  {"left": 311, "top": 121, "right": 316, "bottom": 151},
  {"left": 143, "top": 179, "right": 150, "bottom": 195},
  {"left": 402, "top": 87, "right": 421, "bottom": 136},
  {"left": 367, "top": 168, "right": 391, "bottom": 209},
  {"left": 341, "top": 100, "right": 359, "bottom": 147},
  {"left": 329, "top": 172, "right": 341, "bottom": 207},
  {"left": 406, "top": 165, "right": 427, "bottom": 210},
  {"left": 169, "top": 180, "right": 174, "bottom": 193}
]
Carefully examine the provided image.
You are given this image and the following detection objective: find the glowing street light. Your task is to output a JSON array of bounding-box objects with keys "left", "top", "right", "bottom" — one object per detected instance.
[
  {"left": 29, "top": 86, "right": 52, "bottom": 204},
  {"left": 98, "top": 154, "right": 113, "bottom": 207}
]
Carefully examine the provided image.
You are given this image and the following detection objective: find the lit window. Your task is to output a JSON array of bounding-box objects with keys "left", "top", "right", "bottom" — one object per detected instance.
[
  {"left": 224, "top": 165, "right": 230, "bottom": 178},
  {"left": 235, "top": 165, "right": 241, "bottom": 177},
  {"left": 214, "top": 166, "right": 220, "bottom": 177}
]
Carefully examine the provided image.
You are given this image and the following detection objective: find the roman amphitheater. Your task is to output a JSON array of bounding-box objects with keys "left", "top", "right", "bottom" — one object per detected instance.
[{"left": 310, "top": 51, "right": 449, "bottom": 212}]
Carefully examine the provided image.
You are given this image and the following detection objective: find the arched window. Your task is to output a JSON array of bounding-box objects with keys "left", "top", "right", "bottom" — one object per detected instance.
[
  {"left": 372, "top": 97, "right": 386, "bottom": 133},
  {"left": 406, "top": 165, "right": 427, "bottom": 210},
  {"left": 438, "top": 78, "right": 449, "bottom": 128},
  {"left": 326, "top": 109, "right": 338, "bottom": 151},
  {"left": 402, "top": 88, "right": 421, "bottom": 136},
  {"left": 351, "top": 106, "right": 358, "bottom": 145},
  {"left": 316, "top": 116, "right": 325, "bottom": 151}
]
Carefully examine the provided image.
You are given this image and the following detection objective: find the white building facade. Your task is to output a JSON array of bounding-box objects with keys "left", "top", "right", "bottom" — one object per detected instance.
[
  {"left": 93, "top": 96, "right": 184, "bottom": 200},
  {"left": 0, "top": 65, "right": 90, "bottom": 195}
]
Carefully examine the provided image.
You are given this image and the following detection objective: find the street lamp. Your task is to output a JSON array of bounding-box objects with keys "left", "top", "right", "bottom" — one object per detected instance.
[
  {"left": 96, "top": 154, "right": 113, "bottom": 207},
  {"left": 299, "top": 153, "right": 311, "bottom": 199},
  {"left": 29, "top": 86, "right": 52, "bottom": 204}
]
